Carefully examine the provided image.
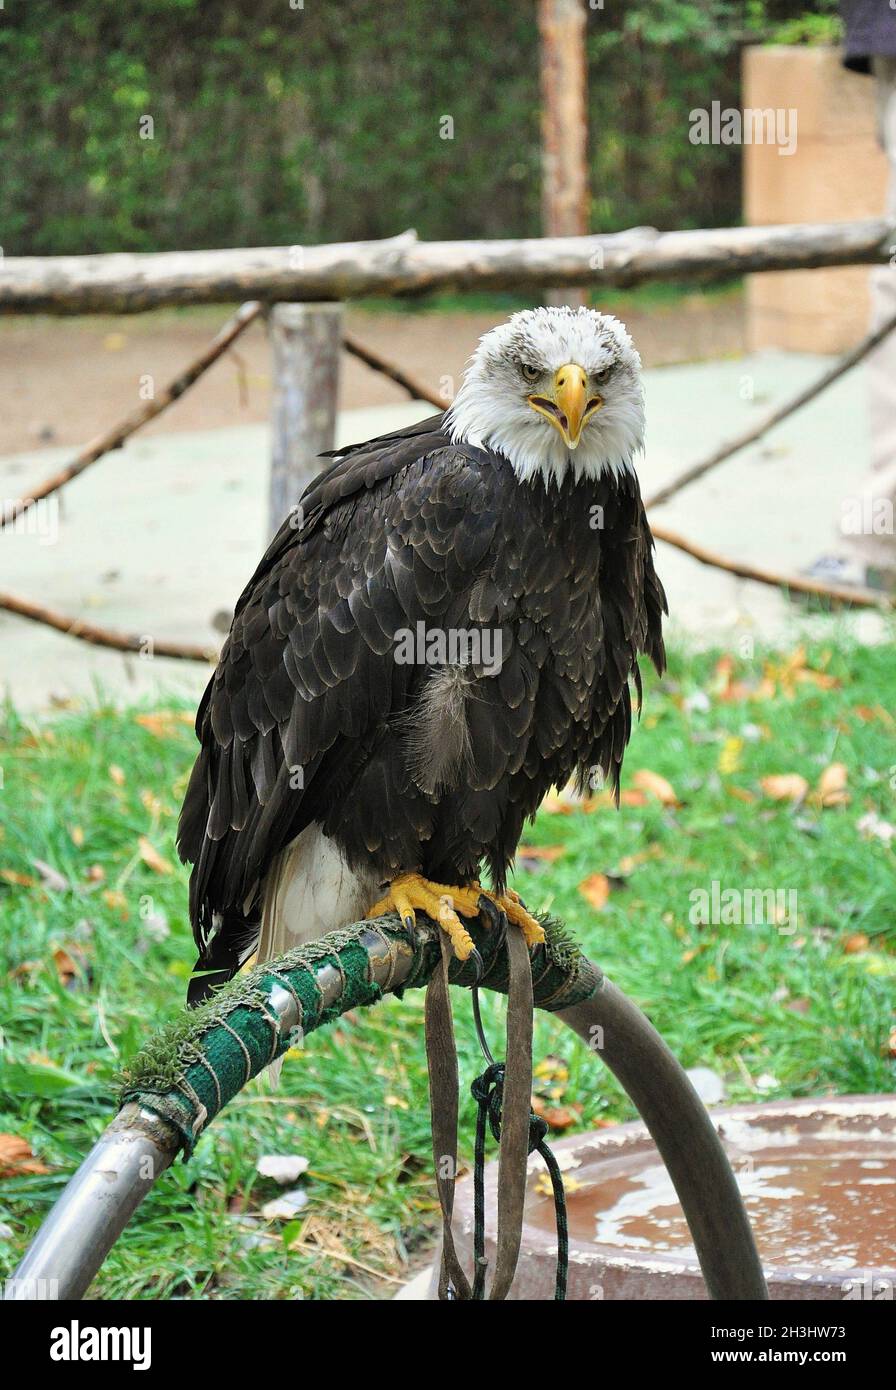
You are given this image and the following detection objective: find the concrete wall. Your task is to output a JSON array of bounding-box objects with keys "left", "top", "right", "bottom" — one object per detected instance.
[{"left": 744, "top": 45, "right": 888, "bottom": 353}]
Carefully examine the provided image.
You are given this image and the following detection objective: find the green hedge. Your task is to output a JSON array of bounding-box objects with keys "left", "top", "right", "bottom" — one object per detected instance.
[{"left": 0, "top": 1, "right": 838, "bottom": 256}]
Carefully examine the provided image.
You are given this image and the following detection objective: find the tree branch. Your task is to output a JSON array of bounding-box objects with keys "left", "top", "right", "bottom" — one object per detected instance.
[
  {"left": 0, "top": 589, "right": 217, "bottom": 662},
  {"left": 342, "top": 330, "right": 446, "bottom": 409},
  {"left": 645, "top": 307, "right": 896, "bottom": 509},
  {"left": 0, "top": 301, "right": 262, "bottom": 531},
  {"left": 650, "top": 524, "right": 894, "bottom": 610}
]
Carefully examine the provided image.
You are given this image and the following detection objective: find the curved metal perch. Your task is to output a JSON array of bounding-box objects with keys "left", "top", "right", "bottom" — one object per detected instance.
[{"left": 7, "top": 913, "right": 768, "bottom": 1301}]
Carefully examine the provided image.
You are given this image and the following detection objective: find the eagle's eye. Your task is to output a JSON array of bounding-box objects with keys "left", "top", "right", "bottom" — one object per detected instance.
[
  {"left": 593, "top": 366, "right": 613, "bottom": 387},
  {"left": 520, "top": 362, "right": 541, "bottom": 383}
]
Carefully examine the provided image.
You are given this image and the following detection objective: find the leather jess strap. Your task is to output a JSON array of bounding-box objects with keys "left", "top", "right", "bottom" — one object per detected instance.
[{"left": 425, "top": 925, "right": 535, "bottom": 1301}]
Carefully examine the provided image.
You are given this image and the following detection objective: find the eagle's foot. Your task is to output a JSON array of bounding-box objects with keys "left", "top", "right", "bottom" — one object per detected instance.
[
  {"left": 366, "top": 873, "right": 482, "bottom": 961},
  {"left": 478, "top": 886, "right": 546, "bottom": 950}
]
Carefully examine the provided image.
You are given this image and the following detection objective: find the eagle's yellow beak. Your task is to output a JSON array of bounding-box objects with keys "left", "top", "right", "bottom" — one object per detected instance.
[{"left": 527, "top": 364, "right": 603, "bottom": 450}]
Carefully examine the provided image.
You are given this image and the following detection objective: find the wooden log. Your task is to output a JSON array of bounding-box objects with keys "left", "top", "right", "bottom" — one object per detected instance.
[
  {"left": 1, "top": 221, "right": 894, "bottom": 315},
  {"left": 268, "top": 302, "right": 343, "bottom": 538},
  {"left": 538, "top": 0, "right": 589, "bottom": 308}
]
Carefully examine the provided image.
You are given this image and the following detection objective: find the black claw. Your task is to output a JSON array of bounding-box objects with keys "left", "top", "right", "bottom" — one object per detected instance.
[
  {"left": 403, "top": 914, "right": 417, "bottom": 948},
  {"left": 477, "top": 894, "right": 503, "bottom": 933},
  {"left": 467, "top": 947, "right": 484, "bottom": 985},
  {"left": 470, "top": 982, "right": 495, "bottom": 1065}
]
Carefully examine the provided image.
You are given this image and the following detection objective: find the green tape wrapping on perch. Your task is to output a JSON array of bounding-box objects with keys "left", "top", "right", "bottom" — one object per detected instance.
[{"left": 118, "top": 912, "right": 600, "bottom": 1159}]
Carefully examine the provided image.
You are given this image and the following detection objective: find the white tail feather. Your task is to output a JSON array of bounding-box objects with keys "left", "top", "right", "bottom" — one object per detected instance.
[{"left": 257, "top": 824, "right": 380, "bottom": 1086}]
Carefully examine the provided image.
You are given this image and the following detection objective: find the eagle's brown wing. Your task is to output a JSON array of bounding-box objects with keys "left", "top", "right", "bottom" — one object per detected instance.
[{"left": 177, "top": 415, "right": 505, "bottom": 981}]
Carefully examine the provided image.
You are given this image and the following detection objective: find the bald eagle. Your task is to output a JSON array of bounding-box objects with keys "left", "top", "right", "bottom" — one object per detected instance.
[{"left": 178, "top": 307, "right": 666, "bottom": 1002}]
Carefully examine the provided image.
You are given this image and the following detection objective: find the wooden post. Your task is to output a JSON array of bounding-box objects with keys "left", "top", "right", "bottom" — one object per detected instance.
[
  {"left": 268, "top": 302, "right": 343, "bottom": 537},
  {"left": 538, "top": 0, "right": 589, "bottom": 307}
]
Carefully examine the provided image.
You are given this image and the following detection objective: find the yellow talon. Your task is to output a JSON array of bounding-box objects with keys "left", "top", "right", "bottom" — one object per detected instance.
[
  {"left": 366, "top": 872, "right": 482, "bottom": 961},
  {"left": 479, "top": 885, "right": 546, "bottom": 949}
]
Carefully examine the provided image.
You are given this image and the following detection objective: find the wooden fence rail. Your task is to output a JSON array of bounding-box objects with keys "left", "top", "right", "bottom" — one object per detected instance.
[{"left": 1, "top": 220, "right": 894, "bottom": 315}]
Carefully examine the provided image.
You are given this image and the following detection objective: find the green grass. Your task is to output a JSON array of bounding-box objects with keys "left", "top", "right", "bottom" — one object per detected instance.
[
  {"left": 1, "top": 638, "right": 894, "bottom": 1299},
  {"left": 352, "top": 278, "right": 744, "bottom": 318}
]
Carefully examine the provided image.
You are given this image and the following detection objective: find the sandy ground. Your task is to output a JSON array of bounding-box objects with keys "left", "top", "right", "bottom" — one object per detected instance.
[{"left": 0, "top": 297, "right": 746, "bottom": 455}]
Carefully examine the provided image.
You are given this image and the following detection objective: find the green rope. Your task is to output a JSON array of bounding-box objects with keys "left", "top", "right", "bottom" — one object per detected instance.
[{"left": 118, "top": 912, "right": 600, "bottom": 1159}]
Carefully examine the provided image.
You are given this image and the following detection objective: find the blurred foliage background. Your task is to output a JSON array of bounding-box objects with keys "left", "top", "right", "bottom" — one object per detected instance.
[{"left": 0, "top": 0, "right": 840, "bottom": 255}]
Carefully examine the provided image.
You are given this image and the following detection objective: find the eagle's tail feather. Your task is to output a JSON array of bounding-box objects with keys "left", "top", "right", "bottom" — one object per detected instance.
[
  {"left": 255, "top": 824, "right": 380, "bottom": 1085},
  {"left": 187, "top": 906, "right": 258, "bottom": 1007}
]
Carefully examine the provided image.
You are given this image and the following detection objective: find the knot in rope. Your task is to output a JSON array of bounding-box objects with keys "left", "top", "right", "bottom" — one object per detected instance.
[
  {"left": 471, "top": 1062, "right": 550, "bottom": 1154},
  {"left": 470, "top": 1057, "right": 568, "bottom": 1301}
]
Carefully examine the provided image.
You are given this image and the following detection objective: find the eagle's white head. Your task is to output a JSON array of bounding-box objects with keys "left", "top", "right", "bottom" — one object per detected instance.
[{"left": 446, "top": 306, "right": 645, "bottom": 487}]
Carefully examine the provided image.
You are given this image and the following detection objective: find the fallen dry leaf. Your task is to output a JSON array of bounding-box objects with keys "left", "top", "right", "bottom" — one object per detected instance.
[
  {"left": 534, "top": 1055, "right": 569, "bottom": 1084},
  {"left": 535, "top": 1171, "right": 583, "bottom": 1197},
  {"left": 138, "top": 836, "right": 173, "bottom": 875},
  {"left": 760, "top": 773, "right": 809, "bottom": 803},
  {"left": 9, "top": 959, "right": 41, "bottom": 982},
  {"left": 530, "top": 1096, "right": 582, "bottom": 1131},
  {"left": 764, "top": 646, "right": 839, "bottom": 698},
  {"left": 0, "top": 869, "right": 37, "bottom": 888},
  {"left": 712, "top": 654, "right": 777, "bottom": 703},
  {"left": 134, "top": 711, "right": 193, "bottom": 737},
  {"left": 817, "top": 762, "right": 849, "bottom": 808},
  {"left": 631, "top": 768, "right": 678, "bottom": 806},
  {"left": 714, "top": 655, "right": 734, "bottom": 679},
  {"left": 108, "top": 764, "right": 125, "bottom": 786},
  {"left": 718, "top": 682, "right": 752, "bottom": 703},
  {"left": 854, "top": 704, "right": 895, "bottom": 728},
  {"left": 618, "top": 789, "right": 648, "bottom": 807},
  {"left": 517, "top": 844, "right": 566, "bottom": 862},
  {"left": 70, "top": 826, "right": 85, "bottom": 848},
  {"left": 578, "top": 873, "right": 610, "bottom": 911},
  {"left": 135, "top": 712, "right": 177, "bottom": 738},
  {"left": 52, "top": 947, "right": 79, "bottom": 985},
  {"left": 0, "top": 1135, "right": 49, "bottom": 1178},
  {"left": 794, "top": 668, "right": 840, "bottom": 691},
  {"left": 843, "top": 933, "right": 870, "bottom": 955},
  {"left": 713, "top": 656, "right": 756, "bottom": 703},
  {"left": 140, "top": 789, "right": 166, "bottom": 818}
]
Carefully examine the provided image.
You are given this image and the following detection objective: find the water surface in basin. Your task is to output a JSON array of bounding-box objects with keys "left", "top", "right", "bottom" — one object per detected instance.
[{"left": 528, "top": 1142, "right": 896, "bottom": 1270}]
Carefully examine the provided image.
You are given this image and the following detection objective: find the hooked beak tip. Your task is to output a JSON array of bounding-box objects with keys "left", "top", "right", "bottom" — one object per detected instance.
[{"left": 528, "top": 363, "right": 600, "bottom": 451}]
